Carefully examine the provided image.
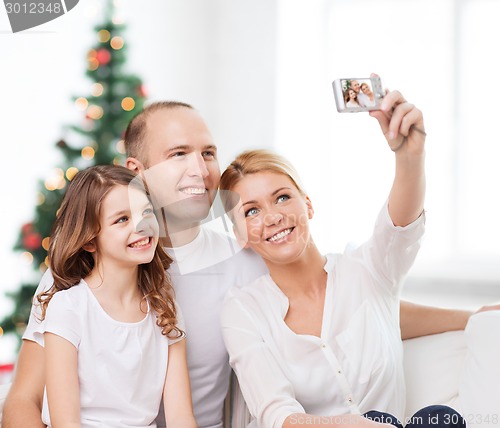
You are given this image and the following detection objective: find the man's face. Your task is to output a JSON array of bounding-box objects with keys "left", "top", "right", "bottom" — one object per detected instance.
[
  {"left": 350, "top": 80, "right": 361, "bottom": 93},
  {"left": 136, "top": 107, "right": 220, "bottom": 231}
]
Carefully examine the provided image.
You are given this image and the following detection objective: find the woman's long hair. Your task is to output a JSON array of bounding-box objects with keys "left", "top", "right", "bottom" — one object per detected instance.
[{"left": 37, "top": 165, "right": 182, "bottom": 338}]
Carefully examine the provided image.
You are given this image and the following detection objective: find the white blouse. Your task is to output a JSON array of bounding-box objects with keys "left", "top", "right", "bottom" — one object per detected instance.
[{"left": 221, "top": 204, "right": 425, "bottom": 428}]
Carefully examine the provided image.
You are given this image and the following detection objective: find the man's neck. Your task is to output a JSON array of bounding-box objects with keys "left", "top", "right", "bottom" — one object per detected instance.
[{"left": 160, "top": 224, "right": 201, "bottom": 248}]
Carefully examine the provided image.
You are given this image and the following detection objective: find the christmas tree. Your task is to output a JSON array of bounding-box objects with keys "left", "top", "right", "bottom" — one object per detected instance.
[{"left": 0, "top": 2, "right": 147, "bottom": 343}]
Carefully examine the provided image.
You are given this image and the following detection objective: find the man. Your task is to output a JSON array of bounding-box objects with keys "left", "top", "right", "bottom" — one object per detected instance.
[{"left": 2, "top": 101, "right": 479, "bottom": 428}]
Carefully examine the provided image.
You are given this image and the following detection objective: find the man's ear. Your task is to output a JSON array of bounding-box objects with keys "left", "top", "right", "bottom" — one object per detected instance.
[
  {"left": 82, "top": 241, "right": 96, "bottom": 253},
  {"left": 126, "top": 157, "right": 145, "bottom": 174},
  {"left": 305, "top": 196, "right": 314, "bottom": 220}
]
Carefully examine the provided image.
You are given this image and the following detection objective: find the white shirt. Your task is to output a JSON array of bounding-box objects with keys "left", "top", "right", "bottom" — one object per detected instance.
[
  {"left": 357, "top": 92, "right": 371, "bottom": 107},
  {"left": 33, "top": 280, "right": 183, "bottom": 428},
  {"left": 221, "top": 204, "right": 425, "bottom": 428},
  {"left": 164, "top": 227, "right": 268, "bottom": 428}
]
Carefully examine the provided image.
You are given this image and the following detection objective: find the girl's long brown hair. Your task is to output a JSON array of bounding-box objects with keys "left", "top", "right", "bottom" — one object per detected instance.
[{"left": 37, "top": 165, "right": 182, "bottom": 339}]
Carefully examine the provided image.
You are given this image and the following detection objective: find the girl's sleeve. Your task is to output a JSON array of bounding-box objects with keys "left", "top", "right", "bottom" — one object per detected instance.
[
  {"left": 33, "top": 291, "right": 82, "bottom": 349},
  {"left": 22, "top": 268, "right": 55, "bottom": 342},
  {"left": 221, "top": 292, "right": 305, "bottom": 428}
]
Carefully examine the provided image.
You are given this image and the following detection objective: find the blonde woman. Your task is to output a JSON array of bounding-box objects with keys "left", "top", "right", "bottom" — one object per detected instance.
[{"left": 219, "top": 91, "right": 464, "bottom": 428}]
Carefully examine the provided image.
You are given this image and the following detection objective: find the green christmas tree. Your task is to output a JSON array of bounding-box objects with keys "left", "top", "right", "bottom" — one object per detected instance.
[{"left": 0, "top": 4, "right": 147, "bottom": 343}]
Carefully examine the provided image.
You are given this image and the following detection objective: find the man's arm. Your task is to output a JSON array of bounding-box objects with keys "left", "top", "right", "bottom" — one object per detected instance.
[{"left": 2, "top": 340, "right": 46, "bottom": 428}]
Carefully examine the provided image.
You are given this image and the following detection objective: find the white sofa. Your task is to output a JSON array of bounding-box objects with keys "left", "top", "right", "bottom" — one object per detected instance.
[
  {"left": 1, "top": 312, "right": 498, "bottom": 427},
  {"left": 403, "top": 311, "right": 500, "bottom": 427}
]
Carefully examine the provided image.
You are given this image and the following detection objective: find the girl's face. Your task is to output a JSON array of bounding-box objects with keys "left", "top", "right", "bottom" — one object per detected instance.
[
  {"left": 231, "top": 171, "right": 314, "bottom": 266},
  {"left": 93, "top": 185, "right": 159, "bottom": 270},
  {"left": 349, "top": 89, "right": 357, "bottom": 100}
]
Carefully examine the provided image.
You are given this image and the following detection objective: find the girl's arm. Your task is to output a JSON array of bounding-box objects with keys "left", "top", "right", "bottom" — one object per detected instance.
[
  {"left": 45, "top": 333, "right": 81, "bottom": 428},
  {"left": 370, "top": 90, "right": 426, "bottom": 227},
  {"left": 163, "top": 338, "right": 197, "bottom": 428}
]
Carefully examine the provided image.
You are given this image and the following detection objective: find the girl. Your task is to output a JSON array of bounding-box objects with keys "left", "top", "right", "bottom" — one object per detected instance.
[
  {"left": 35, "top": 165, "right": 196, "bottom": 428},
  {"left": 344, "top": 87, "right": 361, "bottom": 108},
  {"left": 219, "top": 91, "right": 465, "bottom": 428}
]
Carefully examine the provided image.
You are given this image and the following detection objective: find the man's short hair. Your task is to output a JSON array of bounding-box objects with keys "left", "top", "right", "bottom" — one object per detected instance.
[{"left": 124, "top": 101, "right": 194, "bottom": 166}]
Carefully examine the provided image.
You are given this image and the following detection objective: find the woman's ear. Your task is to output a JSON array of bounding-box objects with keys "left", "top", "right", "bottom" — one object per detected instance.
[
  {"left": 305, "top": 196, "right": 314, "bottom": 220},
  {"left": 126, "top": 157, "right": 145, "bottom": 174},
  {"left": 82, "top": 241, "right": 96, "bottom": 253}
]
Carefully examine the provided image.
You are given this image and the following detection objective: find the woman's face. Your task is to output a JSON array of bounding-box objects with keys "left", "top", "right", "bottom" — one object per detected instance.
[
  {"left": 361, "top": 84, "right": 372, "bottom": 95},
  {"left": 231, "top": 171, "right": 314, "bottom": 266},
  {"left": 349, "top": 89, "right": 357, "bottom": 100}
]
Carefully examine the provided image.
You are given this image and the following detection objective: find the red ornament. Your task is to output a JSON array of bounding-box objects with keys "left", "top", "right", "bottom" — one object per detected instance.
[
  {"left": 137, "top": 84, "right": 147, "bottom": 98},
  {"left": 23, "top": 232, "right": 42, "bottom": 251},
  {"left": 96, "top": 49, "right": 111, "bottom": 65}
]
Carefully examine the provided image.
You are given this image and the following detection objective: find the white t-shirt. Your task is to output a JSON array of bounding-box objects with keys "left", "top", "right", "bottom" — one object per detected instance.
[
  {"left": 163, "top": 227, "right": 268, "bottom": 428},
  {"left": 32, "top": 280, "right": 184, "bottom": 428},
  {"left": 23, "top": 227, "right": 268, "bottom": 428},
  {"left": 221, "top": 204, "right": 425, "bottom": 428}
]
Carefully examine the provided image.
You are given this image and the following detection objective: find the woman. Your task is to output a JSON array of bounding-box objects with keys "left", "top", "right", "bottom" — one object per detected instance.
[
  {"left": 219, "top": 91, "right": 464, "bottom": 428},
  {"left": 360, "top": 82, "right": 376, "bottom": 106}
]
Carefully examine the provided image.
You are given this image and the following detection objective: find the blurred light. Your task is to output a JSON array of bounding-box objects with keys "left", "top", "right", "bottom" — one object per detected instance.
[
  {"left": 87, "top": 49, "right": 99, "bottom": 71},
  {"left": 116, "top": 139, "right": 126, "bottom": 154},
  {"left": 40, "top": 262, "right": 48, "bottom": 272},
  {"left": 88, "top": 58, "right": 99, "bottom": 71},
  {"left": 42, "top": 237, "right": 50, "bottom": 251},
  {"left": 36, "top": 192, "right": 45, "bottom": 205},
  {"left": 121, "top": 97, "right": 135, "bottom": 111},
  {"left": 45, "top": 168, "right": 65, "bottom": 191},
  {"left": 113, "top": 157, "right": 122, "bottom": 165},
  {"left": 87, "top": 105, "right": 104, "bottom": 120},
  {"left": 0, "top": 326, "right": 3, "bottom": 337},
  {"left": 110, "top": 36, "right": 124, "bottom": 50},
  {"left": 97, "top": 29, "right": 111, "bottom": 43},
  {"left": 66, "top": 167, "right": 79, "bottom": 180},
  {"left": 21, "top": 252, "right": 34, "bottom": 265},
  {"left": 44, "top": 256, "right": 49, "bottom": 267},
  {"left": 75, "top": 97, "right": 89, "bottom": 110},
  {"left": 91, "top": 83, "right": 104, "bottom": 97},
  {"left": 81, "top": 146, "right": 95, "bottom": 160}
]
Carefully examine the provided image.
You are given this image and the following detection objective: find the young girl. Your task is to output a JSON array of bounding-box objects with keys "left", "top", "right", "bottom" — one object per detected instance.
[
  {"left": 34, "top": 165, "right": 197, "bottom": 428},
  {"left": 219, "top": 91, "right": 465, "bottom": 428}
]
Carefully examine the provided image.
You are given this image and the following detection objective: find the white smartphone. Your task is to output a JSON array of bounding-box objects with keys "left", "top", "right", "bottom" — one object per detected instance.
[{"left": 332, "top": 76, "right": 385, "bottom": 113}]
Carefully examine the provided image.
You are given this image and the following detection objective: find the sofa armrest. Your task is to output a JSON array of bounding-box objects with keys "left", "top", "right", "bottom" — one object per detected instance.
[{"left": 403, "top": 330, "right": 466, "bottom": 419}]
